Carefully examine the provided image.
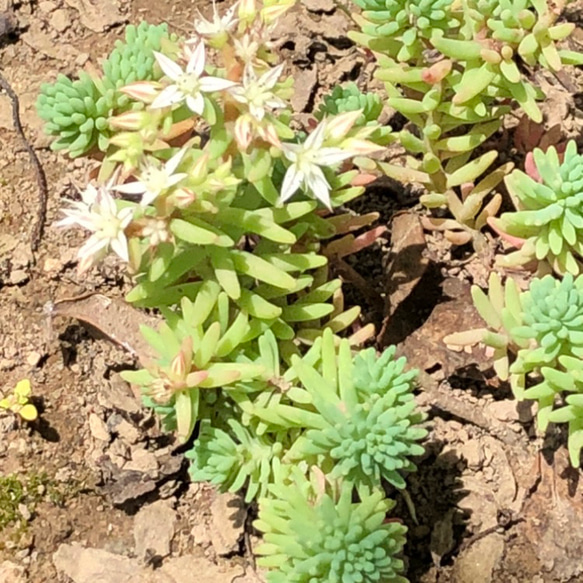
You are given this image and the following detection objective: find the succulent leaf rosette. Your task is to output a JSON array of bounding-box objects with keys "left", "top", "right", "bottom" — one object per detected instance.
[
  {"left": 36, "top": 22, "right": 173, "bottom": 157},
  {"left": 494, "top": 141, "right": 583, "bottom": 275},
  {"left": 446, "top": 272, "right": 583, "bottom": 467},
  {"left": 255, "top": 471, "right": 408, "bottom": 583}
]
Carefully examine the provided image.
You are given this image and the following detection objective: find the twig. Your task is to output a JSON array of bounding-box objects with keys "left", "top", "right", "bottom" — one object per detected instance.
[{"left": 0, "top": 70, "right": 48, "bottom": 252}]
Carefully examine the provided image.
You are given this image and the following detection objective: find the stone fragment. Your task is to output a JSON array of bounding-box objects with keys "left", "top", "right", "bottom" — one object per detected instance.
[
  {"left": 453, "top": 534, "right": 504, "bottom": 583},
  {"left": 209, "top": 492, "right": 246, "bottom": 556},
  {"left": 133, "top": 500, "right": 176, "bottom": 561},
  {"left": 49, "top": 9, "right": 69, "bottom": 32},
  {"left": 89, "top": 413, "right": 110, "bottom": 442}
]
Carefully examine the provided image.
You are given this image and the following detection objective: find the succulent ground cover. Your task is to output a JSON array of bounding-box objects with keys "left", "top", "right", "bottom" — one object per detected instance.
[{"left": 3, "top": 0, "right": 583, "bottom": 582}]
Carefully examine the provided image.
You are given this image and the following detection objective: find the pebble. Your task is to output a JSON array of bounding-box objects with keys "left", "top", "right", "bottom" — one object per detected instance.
[
  {"left": 89, "top": 414, "right": 110, "bottom": 442},
  {"left": 26, "top": 351, "right": 42, "bottom": 367},
  {"left": 38, "top": 0, "right": 57, "bottom": 13},
  {"left": 18, "top": 504, "right": 31, "bottom": 522},
  {"left": 50, "top": 9, "right": 70, "bottom": 32},
  {"left": 124, "top": 448, "right": 158, "bottom": 474}
]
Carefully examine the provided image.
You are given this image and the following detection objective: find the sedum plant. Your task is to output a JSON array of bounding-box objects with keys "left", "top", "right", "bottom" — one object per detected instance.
[
  {"left": 349, "top": 0, "right": 583, "bottom": 248},
  {"left": 42, "top": 1, "right": 427, "bottom": 579},
  {"left": 255, "top": 469, "right": 408, "bottom": 583},
  {"left": 491, "top": 141, "right": 583, "bottom": 275},
  {"left": 446, "top": 272, "right": 583, "bottom": 466},
  {"left": 36, "top": 22, "right": 174, "bottom": 157}
]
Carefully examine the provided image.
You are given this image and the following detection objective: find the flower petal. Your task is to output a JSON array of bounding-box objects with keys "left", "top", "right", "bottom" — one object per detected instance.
[
  {"left": 313, "top": 147, "right": 354, "bottom": 166},
  {"left": 280, "top": 165, "right": 304, "bottom": 203},
  {"left": 186, "top": 93, "right": 205, "bottom": 114},
  {"left": 111, "top": 233, "right": 130, "bottom": 262},
  {"left": 188, "top": 42, "right": 206, "bottom": 77},
  {"left": 259, "top": 63, "right": 284, "bottom": 90},
  {"left": 304, "top": 120, "right": 327, "bottom": 150},
  {"left": 306, "top": 166, "right": 332, "bottom": 208},
  {"left": 154, "top": 51, "right": 183, "bottom": 81},
  {"left": 166, "top": 148, "right": 188, "bottom": 175},
  {"left": 140, "top": 190, "right": 159, "bottom": 207},
  {"left": 151, "top": 85, "right": 185, "bottom": 109},
  {"left": 114, "top": 181, "right": 147, "bottom": 195},
  {"left": 199, "top": 76, "right": 238, "bottom": 92}
]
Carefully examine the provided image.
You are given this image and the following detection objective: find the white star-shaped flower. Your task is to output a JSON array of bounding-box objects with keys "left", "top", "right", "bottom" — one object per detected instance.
[
  {"left": 280, "top": 120, "right": 356, "bottom": 209},
  {"left": 230, "top": 63, "right": 286, "bottom": 121},
  {"left": 56, "top": 183, "right": 134, "bottom": 273},
  {"left": 113, "top": 148, "right": 188, "bottom": 206},
  {"left": 151, "top": 43, "right": 237, "bottom": 114},
  {"left": 194, "top": 0, "right": 239, "bottom": 37}
]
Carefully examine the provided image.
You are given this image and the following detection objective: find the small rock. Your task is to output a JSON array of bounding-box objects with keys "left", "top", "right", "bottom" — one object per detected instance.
[
  {"left": 101, "top": 377, "right": 140, "bottom": 415},
  {"left": 160, "top": 556, "right": 244, "bottom": 583},
  {"left": 453, "top": 533, "right": 504, "bottom": 583},
  {"left": 111, "top": 417, "right": 140, "bottom": 444},
  {"left": 64, "top": 0, "right": 125, "bottom": 32},
  {"left": 9, "top": 269, "right": 28, "bottom": 285},
  {"left": 125, "top": 448, "right": 158, "bottom": 474},
  {"left": 18, "top": 504, "right": 31, "bottom": 522},
  {"left": 50, "top": 9, "right": 70, "bottom": 32},
  {"left": 38, "top": 0, "right": 57, "bottom": 13},
  {"left": 133, "top": 500, "right": 176, "bottom": 561},
  {"left": 0, "top": 560, "right": 26, "bottom": 583},
  {"left": 55, "top": 467, "right": 74, "bottom": 483},
  {"left": 460, "top": 440, "right": 484, "bottom": 471},
  {"left": 291, "top": 67, "right": 318, "bottom": 113},
  {"left": 303, "top": 0, "right": 336, "bottom": 12},
  {"left": 53, "top": 544, "right": 138, "bottom": 583},
  {"left": 26, "top": 351, "right": 42, "bottom": 368},
  {"left": 486, "top": 400, "right": 520, "bottom": 423},
  {"left": 75, "top": 52, "right": 90, "bottom": 66},
  {"left": 88, "top": 413, "right": 110, "bottom": 442},
  {"left": 209, "top": 492, "right": 246, "bottom": 556},
  {"left": 42, "top": 257, "right": 63, "bottom": 274},
  {"left": 191, "top": 522, "right": 212, "bottom": 547}
]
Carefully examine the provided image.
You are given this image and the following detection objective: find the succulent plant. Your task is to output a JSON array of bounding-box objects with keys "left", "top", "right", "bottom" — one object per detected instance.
[
  {"left": 289, "top": 344, "right": 425, "bottom": 489},
  {"left": 349, "top": 0, "right": 583, "bottom": 248},
  {"left": 545, "top": 357, "right": 583, "bottom": 466},
  {"left": 121, "top": 286, "right": 267, "bottom": 442},
  {"left": 36, "top": 72, "right": 113, "bottom": 157},
  {"left": 102, "top": 21, "right": 171, "bottom": 92},
  {"left": 255, "top": 472, "right": 408, "bottom": 583},
  {"left": 446, "top": 272, "right": 583, "bottom": 466},
  {"left": 315, "top": 83, "right": 383, "bottom": 125},
  {"left": 493, "top": 141, "right": 583, "bottom": 275},
  {"left": 36, "top": 22, "right": 171, "bottom": 157},
  {"left": 187, "top": 419, "right": 287, "bottom": 502}
]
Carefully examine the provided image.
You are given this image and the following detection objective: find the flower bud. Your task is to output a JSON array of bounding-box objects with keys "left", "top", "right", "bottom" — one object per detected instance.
[
  {"left": 109, "top": 111, "right": 150, "bottom": 131},
  {"left": 239, "top": 0, "right": 257, "bottom": 22},
  {"left": 235, "top": 114, "right": 253, "bottom": 150},
  {"left": 325, "top": 110, "right": 362, "bottom": 142},
  {"left": 119, "top": 81, "right": 162, "bottom": 103}
]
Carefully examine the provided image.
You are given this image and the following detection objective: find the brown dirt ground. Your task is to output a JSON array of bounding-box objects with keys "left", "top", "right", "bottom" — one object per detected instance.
[{"left": 1, "top": 1, "right": 583, "bottom": 582}]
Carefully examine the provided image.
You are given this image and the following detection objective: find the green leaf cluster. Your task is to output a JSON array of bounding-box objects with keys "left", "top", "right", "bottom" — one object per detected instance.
[
  {"left": 315, "top": 82, "right": 383, "bottom": 125},
  {"left": 43, "top": 6, "right": 426, "bottom": 580},
  {"left": 183, "top": 329, "right": 425, "bottom": 582},
  {"left": 255, "top": 470, "right": 408, "bottom": 583},
  {"left": 495, "top": 141, "right": 583, "bottom": 275},
  {"left": 350, "top": 0, "right": 582, "bottom": 248},
  {"left": 35, "top": 22, "right": 171, "bottom": 157},
  {"left": 446, "top": 272, "right": 583, "bottom": 466}
]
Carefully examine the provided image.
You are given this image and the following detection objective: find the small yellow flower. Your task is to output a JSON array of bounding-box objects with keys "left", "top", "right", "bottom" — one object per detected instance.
[{"left": 0, "top": 379, "right": 38, "bottom": 422}]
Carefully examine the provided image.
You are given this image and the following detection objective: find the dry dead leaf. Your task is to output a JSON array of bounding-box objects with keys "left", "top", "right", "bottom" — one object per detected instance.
[
  {"left": 47, "top": 294, "right": 161, "bottom": 366},
  {"left": 385, "top": 212, "right": 428, "bottom": 317}
]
